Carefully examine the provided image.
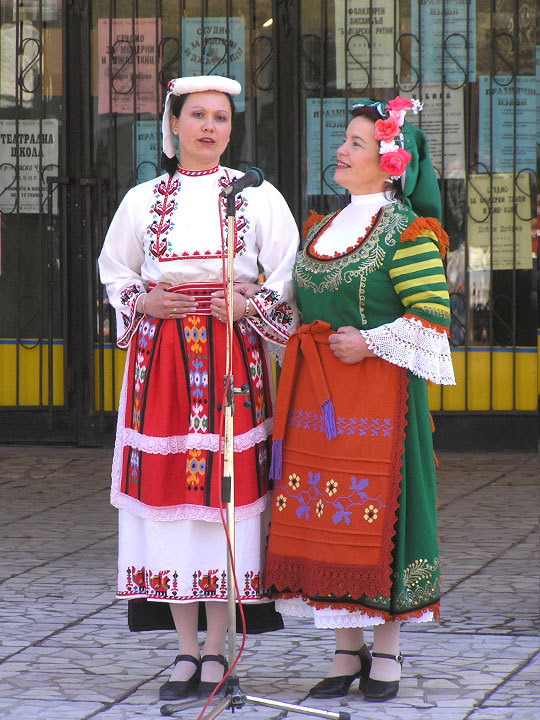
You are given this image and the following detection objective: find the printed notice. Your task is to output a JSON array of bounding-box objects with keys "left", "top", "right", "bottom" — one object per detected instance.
[
  {"left": 335, "top": 0, "right": 396, "bottom": 89},
  {"left": 135, "top": 121, "right": 160, "bottom": 184},
  {"left": 467, "top": 173, "right": 533, "bottom": 271},
  {"left": 410, "top": 0, "right": 476, "bottom": 84},
  {"left": 404, "top": 84, "right": 465, "bottom": 179},
  {"left": 98, "top": 18, "right": 161, "bottom": 115},
  {"left": 0, "top": 119, "right": 59, "bottom": 214},
  {"left": 182, "top": 18, "right": 245, "bottom": 111},
  {"left": 477, "top": 76, "right": 536, "bottom": 173},
  {"left": 0, "top": 0, "right": 60, "bottom": 22},
  {"left": 0, "top": 22, "right": 40, "bottom": 108},
  {"left": 305, "top": 98, "right": 358, "bottom": 196}
]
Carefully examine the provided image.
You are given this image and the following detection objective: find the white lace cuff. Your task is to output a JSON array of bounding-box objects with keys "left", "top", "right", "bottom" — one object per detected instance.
[{"left": 361, "top": 316, "right": 455, "bottom": 385}]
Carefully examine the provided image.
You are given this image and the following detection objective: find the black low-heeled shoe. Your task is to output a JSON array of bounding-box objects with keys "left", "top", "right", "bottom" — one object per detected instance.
[
  {"left": 197, "top": 653, "right": 229, "bottom": 698},
  {"left": 309, "top": 645, "right": 372, "bottom": 699},
  {"left": 363, "top": 651, "right": 403, "bottom": 702},
  {"left": 159, "top": 654, "right": 201, "bottom": 701}
]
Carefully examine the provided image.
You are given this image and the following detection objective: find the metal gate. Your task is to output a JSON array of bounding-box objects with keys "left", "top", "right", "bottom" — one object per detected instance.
[
  {"left": 0, "top": 0, "right": 288, "bottom": 444},
  {"left": 0, "top": 1, "right": 536, "bottom": 448},
  {"left": 290, "top": 0, "right": 537, "bottom": 449},
  {"left": 0, "top": 0, "right": 74, "bottom": 441}
]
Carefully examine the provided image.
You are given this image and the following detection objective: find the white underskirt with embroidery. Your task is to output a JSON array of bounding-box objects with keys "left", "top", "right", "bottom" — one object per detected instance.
[
  {"left": 117, "top": 505, "right": 271, "bottom": 603},
  {"left": 275, "top": 597, "right": 434, "bottom": 629},
  {"left": 361, "top": 316, "right": 455, "bottom": 385}
]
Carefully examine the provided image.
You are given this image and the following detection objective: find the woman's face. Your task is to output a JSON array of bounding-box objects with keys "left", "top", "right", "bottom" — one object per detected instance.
[
  {"left": 334, "top": 115, "right": 390, "bottom": 195},
  {"left": 171, "top": 91, "right": 232, "bottom": 170}
]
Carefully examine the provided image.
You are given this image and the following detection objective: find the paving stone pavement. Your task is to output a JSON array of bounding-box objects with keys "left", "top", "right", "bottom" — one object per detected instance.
[{"left": 0, "top": 446, "right": 538, "bottom": 720}]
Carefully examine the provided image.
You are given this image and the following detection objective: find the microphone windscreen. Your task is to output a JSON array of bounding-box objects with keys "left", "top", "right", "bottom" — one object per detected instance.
[{"left": 247, "top": 167, "right": 264, "bottom": 187}]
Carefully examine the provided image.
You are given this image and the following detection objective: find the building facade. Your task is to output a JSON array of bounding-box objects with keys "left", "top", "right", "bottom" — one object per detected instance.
[{"left": 0, "top": 0, "right": 537, "bottom": 448}]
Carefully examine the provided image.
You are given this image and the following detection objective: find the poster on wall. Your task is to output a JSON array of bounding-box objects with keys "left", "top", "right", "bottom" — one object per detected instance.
[
  {"left": 98, "top": 18, "right": 161, "bottom": 115},
  {"left": 335, "top": 0, "right": 396, "bottom": 89},
  {"left": 181, "top": 17, "right": 245, "bottom": 111},
  {"left": 0, "top": 22, "right": 40, "bottom": 108},
  {"left": 477, "top": 76, "right": 536, "bottom": 174},
  {"left": 409, "top": 0, "right": 476, "bottom": 84},
  {"left": 135, "top": 121, "right": 159, "bottom": 184},
  {"left": 0, "top": 119, "right": 59, "bottom": 214},
  {"left": 467, "top": 173, "right": 533, "bottom": 271},
  {"left": 0, "top": 0, "right": 60, "bottom": 22},
  {"left": 403, "top": 84, "right": 465, "bottom": 179},
  {"left": 305, "top": 98, "right": 358, "bottom": 196}
]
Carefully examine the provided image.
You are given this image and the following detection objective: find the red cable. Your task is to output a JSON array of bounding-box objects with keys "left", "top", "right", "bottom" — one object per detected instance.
[{"left": 195, "top": 205, "right": 247, "bottom": 718}]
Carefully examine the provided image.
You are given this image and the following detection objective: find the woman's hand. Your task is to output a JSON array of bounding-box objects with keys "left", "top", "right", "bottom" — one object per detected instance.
[
  {"left": 233, "top": 282, "right": 260, "bottom": 298},
  {"left": 328, "top": 326, "right": 376, "bottom": 364},
  {"left": 137, "top": 282, "right": 198, "bottom": 319},
  {"left": 210, "top": 284, "right": 256, "bottom": 322}
]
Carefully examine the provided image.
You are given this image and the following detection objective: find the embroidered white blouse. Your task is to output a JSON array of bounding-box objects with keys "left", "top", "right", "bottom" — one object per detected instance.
[{"left": 98, "top": 165, "right": 300, "bottom": 348}]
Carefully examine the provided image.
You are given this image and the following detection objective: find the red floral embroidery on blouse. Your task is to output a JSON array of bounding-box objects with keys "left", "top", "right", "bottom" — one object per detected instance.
[{"left": 309, "top": 214, "right": 378, "bottom": 259}]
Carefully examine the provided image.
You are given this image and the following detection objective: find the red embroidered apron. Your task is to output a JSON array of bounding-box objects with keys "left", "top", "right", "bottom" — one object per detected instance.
[
  {"left": 264, "top": 320, "right": 408, "bottom": 601},
  {"left": 119, "top": 283, "right": 273, "bottom": 510}
]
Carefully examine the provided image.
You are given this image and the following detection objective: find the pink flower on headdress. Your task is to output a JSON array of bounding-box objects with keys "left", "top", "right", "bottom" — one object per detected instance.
[
  {"left": 386, "top": 96, "right": 413, "bottom": 113},
  {"left": 374, "top": 116, "right": 401, "bottom": 143},
  {"left": 380, "top": 147, "right": 412, "bottom": 178},
  {"left": 167, "top": 79, "right": 175, "bottom": 93}
]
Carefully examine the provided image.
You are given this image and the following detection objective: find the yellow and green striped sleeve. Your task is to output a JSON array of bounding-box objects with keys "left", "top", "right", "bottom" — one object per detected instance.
[{"left": 389, "top": 235, "right": 450, "bottom": 330}]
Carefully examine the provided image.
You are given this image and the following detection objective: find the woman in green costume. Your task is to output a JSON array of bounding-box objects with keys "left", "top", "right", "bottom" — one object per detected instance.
[{"left": 263, "top": 97, "right": 455, "bottom": 702}]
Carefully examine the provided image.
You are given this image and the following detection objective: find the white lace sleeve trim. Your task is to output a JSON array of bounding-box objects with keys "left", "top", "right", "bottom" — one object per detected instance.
[
  {"left": 121, "top": 417, "right": 273, "bottom": 455},
  {"left": 361, "top": 316, "right": 455, "bottom": 385}
]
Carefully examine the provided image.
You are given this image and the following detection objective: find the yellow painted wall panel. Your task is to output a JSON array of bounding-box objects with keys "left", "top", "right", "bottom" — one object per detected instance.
[
  {"left": 440, "top": 350, "right": 466, "bottom": 411},
  {"left": 0, "top": 341, "right": 64, "bottom": 406},
  {"left": 93, "top": 347, "right": 127, "bottom": 411},
  {"left": 428, "top": 348, "right": 538, "bottom": 412},
  {"left": 515, "top": 353, "right": 537, "bottom": 411}
]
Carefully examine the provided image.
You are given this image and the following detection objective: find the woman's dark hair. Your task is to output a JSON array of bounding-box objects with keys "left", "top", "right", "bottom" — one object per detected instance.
[
  {"left": 349, "top": 104, "right": 404, "bottom": 203},
  {"left": 162, "top": 92, "right": 236, "bottom": 176}
]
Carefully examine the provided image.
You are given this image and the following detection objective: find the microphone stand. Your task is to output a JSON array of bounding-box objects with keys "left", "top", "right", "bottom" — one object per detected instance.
[{"left": 161, "top": 187, "right": 349, "bottom": 720}]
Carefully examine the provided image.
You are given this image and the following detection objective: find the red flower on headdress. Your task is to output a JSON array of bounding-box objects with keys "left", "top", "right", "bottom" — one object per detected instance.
[
  {"left": 373, "top": 116, "right": 401, "bottom": 143},
  {"left": 380, "top": 147, "right": 412, "bottom": 177},
  {"left": 386, "top": 96, "right": 413, "bottom": 113},
  {"left": 167, "top": 79, "right": 175, "bottom": 93}
]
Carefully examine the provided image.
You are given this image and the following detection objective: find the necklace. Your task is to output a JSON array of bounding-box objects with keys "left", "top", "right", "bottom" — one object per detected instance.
[{"left": 177, "top": 164, "right": 219, "bottom": 177}]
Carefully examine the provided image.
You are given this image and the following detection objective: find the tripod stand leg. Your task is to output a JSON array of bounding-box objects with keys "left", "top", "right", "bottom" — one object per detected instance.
[
  {"left": 160, "top": 696, "right": 213, "bottom": 716},
  {"left": 244, "top": 694, "right": 350, "bottom": 720},
  {"left": 160, "top": 694, "right": 233, "bottom": 719}
]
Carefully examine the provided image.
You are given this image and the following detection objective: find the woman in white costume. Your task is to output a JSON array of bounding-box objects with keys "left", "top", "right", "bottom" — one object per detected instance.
[{"left": 98, "top": 75, "right": 298, "bottom": 701}]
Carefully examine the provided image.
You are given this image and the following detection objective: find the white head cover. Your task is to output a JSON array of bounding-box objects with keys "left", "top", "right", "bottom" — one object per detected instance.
[{"left": 162, "top": 75, "right": 242, "bottom": 160}]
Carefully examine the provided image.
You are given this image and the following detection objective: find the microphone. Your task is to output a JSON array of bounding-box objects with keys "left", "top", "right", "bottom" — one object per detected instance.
[{"left": 220, "top": 167, "right": 264, "bottom": 197}]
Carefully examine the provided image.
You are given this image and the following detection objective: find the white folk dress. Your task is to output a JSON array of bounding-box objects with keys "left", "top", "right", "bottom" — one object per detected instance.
[{"left": 98, "top": 164, "right": 299, "bottom": 605}]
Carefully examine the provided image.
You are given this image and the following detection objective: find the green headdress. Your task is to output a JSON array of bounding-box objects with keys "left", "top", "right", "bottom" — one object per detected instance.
[{"left": 351, "top": 97, "right": 441, "bottom": 221}]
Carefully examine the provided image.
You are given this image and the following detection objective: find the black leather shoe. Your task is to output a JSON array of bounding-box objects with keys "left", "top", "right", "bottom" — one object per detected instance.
[
  {"left": 159, "top": 654, "right": 200, "bottom": 701},
  {"left": 197, "top": 654, "right": 229, "bottom": 698},
  {"left": 309, "top": 645, "right": 372, "bottom": 699},
  {"left": 363, "top": 651, "right": 403, "bottom": 702}
]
